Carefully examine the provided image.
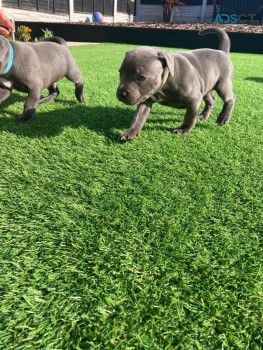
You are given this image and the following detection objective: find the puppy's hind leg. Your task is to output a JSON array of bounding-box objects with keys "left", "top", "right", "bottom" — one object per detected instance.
[
  {"left": 66, "top": 65, "right": 85, "bottom": 102},
  {"left": 199, "top": 92, "right": 216, "bottom": 121},
  {"left": 39, "top": 83, "right": 60, "bottom": 104},
  {"left": 215, "top": 80, "right": 235, "bottom": 125},
  {"left": 75, "top": 83, "right": 84, "bottom": 103}
]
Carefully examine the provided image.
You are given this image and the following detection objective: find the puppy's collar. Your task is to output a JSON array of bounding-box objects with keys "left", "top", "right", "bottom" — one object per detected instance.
[
  {"left": 161, "top": 67, "right": 170, "bottom": 89},
  {"left": 2, "top": 43, "right": 14, "bottom": 75}
]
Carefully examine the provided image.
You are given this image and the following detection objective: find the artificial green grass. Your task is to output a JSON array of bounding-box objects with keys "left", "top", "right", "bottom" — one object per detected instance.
[{"left": 0, "top": 43, "right": 262, "bottom": 349}]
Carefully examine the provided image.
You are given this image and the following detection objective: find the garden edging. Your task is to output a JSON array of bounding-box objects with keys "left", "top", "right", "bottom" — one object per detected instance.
[{"left": 16, "top": 21, "right": 263, "bottom": 54}]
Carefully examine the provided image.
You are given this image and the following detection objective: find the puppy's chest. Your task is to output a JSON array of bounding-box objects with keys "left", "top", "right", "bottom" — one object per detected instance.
[
  {"left": 0, "top": 78, "right": 28, "bottom": 93},
  {"left": 0, "top": 79, "right": 13, "bottom": 90},
  {"left": 151, "top": 90, "right": 186, "bottom": 109}
]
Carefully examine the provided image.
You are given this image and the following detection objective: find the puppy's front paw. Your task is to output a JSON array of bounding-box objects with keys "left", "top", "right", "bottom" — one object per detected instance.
[
  {"left": 172, "top": 126, "right": 192, "bottom": 134},
  {"left": 120, "top": 129, "right": 138, "bottom": 141},
  {"left": 16, "top": 115, "right": 31, "bottom": 122},
  {"left": 16, "top": 109, "right": 35, "bottom": 122},
  {"left": 216, "top": 113, "right": 230, "bottom": 125},
  {"left": 199, "top": 113, "right": 208, "bottom": 121}
]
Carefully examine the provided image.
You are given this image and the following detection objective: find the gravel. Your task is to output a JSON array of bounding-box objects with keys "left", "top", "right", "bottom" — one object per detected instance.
[{"left": 86, "top": 22, "right": 263, "bottom": 34}]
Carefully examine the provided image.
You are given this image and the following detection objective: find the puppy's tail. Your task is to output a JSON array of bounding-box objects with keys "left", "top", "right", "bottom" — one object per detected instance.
[
  {"left": 198, "top": 27, "right": 230, "bottom": 54},
  {"left": 40, "top": 36, "right": 68, "bottom": 48}
]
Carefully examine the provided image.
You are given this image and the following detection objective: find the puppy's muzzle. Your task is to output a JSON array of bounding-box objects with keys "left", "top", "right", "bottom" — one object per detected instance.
[{"left": 117, "top": 86, "right": 133, "bottom": 105}]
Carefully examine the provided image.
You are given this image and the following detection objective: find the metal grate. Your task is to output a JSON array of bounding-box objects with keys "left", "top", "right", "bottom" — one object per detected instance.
[
  {"left": 3, "top": 0, "right": 69, "bottom": 14},
  {"left": 4, "top": 0, "right": 129, "bottom": 16}
]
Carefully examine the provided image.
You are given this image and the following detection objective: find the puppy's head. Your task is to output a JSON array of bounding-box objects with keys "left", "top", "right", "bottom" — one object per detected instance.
[{"left": 117, "top": 47, "right": 174, "bottom": 105}]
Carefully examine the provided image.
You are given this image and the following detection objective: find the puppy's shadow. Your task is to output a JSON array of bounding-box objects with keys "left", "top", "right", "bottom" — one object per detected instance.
[
  {"left": 147, "top": 109, "right": 212, "bottom": 131},
  {"left": 245, "top": 77, "right": 263, "bottom": 83},
  {"left": 0, "top": 103, "right": 136, "bottom": 141},
  {"left": 0, "top": 95, "right": 210, "bottom": 139}
]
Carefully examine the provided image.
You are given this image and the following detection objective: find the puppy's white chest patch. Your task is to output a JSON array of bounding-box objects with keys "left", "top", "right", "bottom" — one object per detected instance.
[{"left": 0, "top": 80, "right": 13, "bottom": 90}]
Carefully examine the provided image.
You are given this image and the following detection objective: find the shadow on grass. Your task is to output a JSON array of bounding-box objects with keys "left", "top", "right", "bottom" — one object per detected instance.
[
  {"left": 0, "top": 94, "right": 211, "bottom": 141},
  {"left": 245, "top": 77, "right": 263, "bottom": 83},
  {"left": 0, "top": 106, "right": 130, "bottom": 141}
]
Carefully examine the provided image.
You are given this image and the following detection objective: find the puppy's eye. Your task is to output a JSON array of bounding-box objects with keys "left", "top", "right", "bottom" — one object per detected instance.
[{"left": 137, "top": 75, "right": 147, "bottom": 81}]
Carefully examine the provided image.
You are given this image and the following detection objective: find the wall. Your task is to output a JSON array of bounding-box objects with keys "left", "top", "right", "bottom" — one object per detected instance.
[
  {"left": 136, "top": 5, "right": 214, "bottom": 23},
  {"left": 2, "top": 7, "right": 130, "bottom": 23}
]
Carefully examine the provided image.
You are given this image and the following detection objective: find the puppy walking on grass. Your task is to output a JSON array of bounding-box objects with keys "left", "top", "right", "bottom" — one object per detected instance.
[
  {"left": 117, "top": 27, "right": 235, "bottom": 141},
  {"left": 0, "top": 36, "right": 84, "bottom": 122}
]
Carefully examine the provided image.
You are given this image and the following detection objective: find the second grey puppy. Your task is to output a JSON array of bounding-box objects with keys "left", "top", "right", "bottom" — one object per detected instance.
[
  {"left": 117, "top": 28, "right": 235, "bottom": 141},
  {"left": 0, "top": 36, "right": 84, "bottom": 122}
]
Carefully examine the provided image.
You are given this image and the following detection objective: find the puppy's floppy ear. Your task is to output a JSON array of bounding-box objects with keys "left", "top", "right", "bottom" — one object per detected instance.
[
  {"left": 157, "top": 51, "right": 175, "bottom": 77},
  {"left": 125, "top": 49, "right": 134, "bottom": 57}
]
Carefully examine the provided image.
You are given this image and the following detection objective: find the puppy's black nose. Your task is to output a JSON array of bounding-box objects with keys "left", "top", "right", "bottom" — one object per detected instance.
[
  {"left": 117, "top": 87, "right": 130, "bottom": 101},
  {"left": 119, "top": 89, "right": 128, "bottom": 98}
]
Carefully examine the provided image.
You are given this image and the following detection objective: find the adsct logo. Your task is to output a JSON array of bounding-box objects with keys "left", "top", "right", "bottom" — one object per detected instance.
[{"left": 214, "top": 13, "right": 257, "bottom": 24}]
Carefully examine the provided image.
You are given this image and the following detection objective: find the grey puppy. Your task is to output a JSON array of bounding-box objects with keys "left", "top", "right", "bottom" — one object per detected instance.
[
  {"left": 117, "top": 27, "right": 235, "bottom": 141},
  {"left": 0, "top": 36, "right": 84, "bottom": 121}
]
